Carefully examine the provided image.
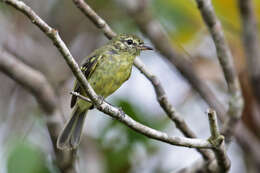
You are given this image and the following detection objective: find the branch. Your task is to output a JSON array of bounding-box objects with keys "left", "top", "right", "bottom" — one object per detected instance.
[
  {"left": 73, "top": 0, "right": 116, "bottom": 39},
  {"left": 72, "top": 0, "right": 214, "bottom": 161},
  {"left": 0, "top": 49, "right": 56, "bottom": 114},
  {"left": 71, "top": 0, "right": 259, "bottom": 172},
  {"left": 195, "top": 0, "right": 244, "bottom": 142},
  {"left": 207, "top": 109, "right": 230, "bottom": 172},
  {"left": 70, "top": 91, "right": 92, "bottom": 103},
  {"left": 182, "top": 123, "right": 260, "bottom": 173},
  {"left": 234, "top": 123, "right": 260, "bottom": 170},
  {"left": 238, "top": 0, "right": 260, "bottom": 103},
  {"left": 2, "top": 0, "right": 217, "bottom": 149},
  {"left": 0, "top": 48, "right": 76, "bottom": 173},
  {"left": 178, "top": 110, "right": 232, "bottom": 173},
  {"left": 70, "top": 92, "right": 213, "bottom": 148},
  {"left": 118, "top": 0, "right": 227, "bottom": 122}
]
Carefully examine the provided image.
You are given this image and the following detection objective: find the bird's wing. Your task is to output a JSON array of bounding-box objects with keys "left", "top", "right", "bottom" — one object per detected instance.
[{"left": 70, "top": 54, "right": 102, "bottom": 108}]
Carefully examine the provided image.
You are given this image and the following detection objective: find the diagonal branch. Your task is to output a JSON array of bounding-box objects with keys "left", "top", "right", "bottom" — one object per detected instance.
[
  {"left": 72, "top": 0, "right": 214, "bottom": 161},
  {"left": 121, "top": 0, "right": 257, "bottom": 166},
  {"left": 2, "top": 0, "right": 217, "bottom": 150},
  {"left": 69, "top": 90, "right": 213, "bottom": 149},
  {"left": 119, "top": 0, "right": 227, "bottom": 121},
  {"left": 195, "top": 0, "right": 244, "bottom": 143},
  {"left": 0, "top": 48, "right": 76, "bottom": 173},
  {"left": 73, "top": 0, "right": 116, "bottom": 39},
  {"left": 178, "top": 110, "right": 232, "bottom": 173},
  {"left": 238, "top": 0, "right": 260, "bottom": 102}
]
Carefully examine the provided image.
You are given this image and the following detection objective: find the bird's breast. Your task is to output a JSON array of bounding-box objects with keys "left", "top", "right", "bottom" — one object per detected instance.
[{"left": 88, "top": 54, "right": 134, "bottom": 97}]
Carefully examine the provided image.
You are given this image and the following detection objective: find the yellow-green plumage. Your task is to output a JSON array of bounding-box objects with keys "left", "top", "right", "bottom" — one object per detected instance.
[{"left": 57, "top": 34, "right": 152, "bottom": 150}]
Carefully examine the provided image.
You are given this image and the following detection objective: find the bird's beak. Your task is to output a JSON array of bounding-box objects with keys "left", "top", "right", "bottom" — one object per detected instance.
[{"left": 138, "top": 45, "right": 153, "bottom": 51}]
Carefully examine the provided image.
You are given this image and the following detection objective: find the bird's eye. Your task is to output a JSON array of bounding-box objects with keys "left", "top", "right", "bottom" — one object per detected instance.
[{"left": 127, "top": 39, "right": 133, "bottom": 45}]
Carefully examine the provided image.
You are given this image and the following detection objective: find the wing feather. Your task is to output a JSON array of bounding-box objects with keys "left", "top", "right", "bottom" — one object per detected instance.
[{"left": 70, "top": 54, "right": 102, "bottom": 108}]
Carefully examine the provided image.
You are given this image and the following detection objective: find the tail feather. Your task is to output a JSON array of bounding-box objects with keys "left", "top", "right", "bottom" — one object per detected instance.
[
  {"left": 57, "top": 106, "right": 87, "bottom": 150},
  {"left": 70, "top": 110, "right": 87, "bottom": 147}
]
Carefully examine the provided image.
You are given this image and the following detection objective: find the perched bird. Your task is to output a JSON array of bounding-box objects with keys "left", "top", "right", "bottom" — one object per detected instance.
[{"left": 57, "top": 34, "right": 153, "bottom": 150}]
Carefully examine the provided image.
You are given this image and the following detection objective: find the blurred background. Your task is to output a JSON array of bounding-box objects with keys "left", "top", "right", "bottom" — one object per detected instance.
[{"left": 0, "top": 0, "right": 260, "bottom": 173}]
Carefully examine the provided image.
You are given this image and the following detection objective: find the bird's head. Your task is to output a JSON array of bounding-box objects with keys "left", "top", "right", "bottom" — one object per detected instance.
[{"left": 111, "top": 34, "right": 153, "bottom": 55}]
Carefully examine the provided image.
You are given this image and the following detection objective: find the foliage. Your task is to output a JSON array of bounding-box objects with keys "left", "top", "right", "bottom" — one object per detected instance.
[{"left": 7, "top": 141, "right": 52, "bottom": 173}]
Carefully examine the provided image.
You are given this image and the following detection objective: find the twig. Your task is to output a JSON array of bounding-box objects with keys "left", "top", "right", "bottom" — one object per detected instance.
[
  {"left": 0, "top": 48, "right": 76, "bottom": 173},
  {"left": 2, "top": 0, "right": 217, "bottom": 150},
  {"left": 70, "top": 91, "right": 92, "bottom": 103},
  {"left": 195, "top": 0, "right": 244, "bottom": 142},
  {"left": 207, "top": 109, "right": 230, "bottom": 172},
  {"left": 178, "top": 110, "right": 231, "bottom": 173},
  {"left": 72, "top": 0, "right": 214, "bottom": 161}
]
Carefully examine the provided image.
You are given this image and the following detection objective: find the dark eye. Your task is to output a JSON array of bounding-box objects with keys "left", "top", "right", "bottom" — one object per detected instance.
[{"left": 127, "top": 39, "right": 133, "bottom": 45}]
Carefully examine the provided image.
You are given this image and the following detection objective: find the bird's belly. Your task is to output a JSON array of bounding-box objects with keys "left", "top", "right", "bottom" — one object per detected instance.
[{"left": 88, "top": 62, "right": 132, "bottom": 98}]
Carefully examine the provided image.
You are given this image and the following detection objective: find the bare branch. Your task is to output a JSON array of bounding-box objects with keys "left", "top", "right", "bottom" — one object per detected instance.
[
  {"left": 70, "top": 91, "right": 92, "bottom": 103},
  {"left": 0, "top": 48, "right": 76, "bottom": 173},
  {"left": 0, "top": 49, "right": 57, "bottom": 114},
  {"left": 2, "top": 0, "right": 217, "bottom": 150},
  {"left": 234, "top": 123, "right": 260, "bottom": 170},
  {"left": 70, "top": 92, "right": 214, "bottom": 148},
  {"left": 208, "top": 109, "right": 221, "bottom": 140},
  {"left": 207, "top": 109, "right": 230, "bottom": 172},
  {"left": 73, "top": 0, "right": 116, "bottom": 39},
  {"left": 118, "top": 0, "right": 227, "bottom": 123},
  {"left": 179, "top": 110, "right": 232, "bottom": 173},
  {"left": 238, "top": 0, "right": 260, "bottom": 103},
  {"left": 195, "top": 0, "right": 244, "bottom": 142},
  {"left": 71, "top": 0, "right": 215, "bottom": 161},
  {"left": 182, "top": 123, "right": 260, "bottom": 172}
]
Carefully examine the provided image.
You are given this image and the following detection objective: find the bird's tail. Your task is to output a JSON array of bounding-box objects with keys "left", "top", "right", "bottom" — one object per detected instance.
[{"left": 57, "top": 105, "right": 87, "bottom": 150}]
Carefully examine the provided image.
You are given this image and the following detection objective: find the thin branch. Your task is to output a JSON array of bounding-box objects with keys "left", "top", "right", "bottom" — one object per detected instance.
[
  {"left": 72, "top": 0, "right": 214, "bottom": 161},
  {"left": 208, "top": 109, "right": 221, "bottom": 140},
  {"left": 234, "top": 123, "right": 260, "bottom": 170},
  {"left": 0, "top": 49, "right": 57, "bottom": 114},
  {"left": 195, "top": 0, "right": 244, "bottom": 142},
  {"left": 73, "top": 0, "right": 116, "bottom": 39},
  {"left": 207, "top": 109, "right": 230, "bottom": 172},
  {"left": 179, "top": 110, "right": 232, "bottom": 173},
  {"left": 182, "top": 123, "right": 260, "bottom": 173},
  {"left": 70, "top": 0, "right": 259, "bottom": 172},
  {"left": 70, "top": 92, "right": 213, "bottom": 148},
  {"left": 238, "top": 0, "right": 260, "bottom": 104},
  {"left": 0, "top": 48, "right": 76, "bottom": 173},
  {"left": 70, "top": 91, "right": 92, "bottom": 103},
  {"left": 119, "top": 0, "right": 227, "bottom": 121},
  {"left": 2, "top": 0, "right": 217, "bottom": 150}
]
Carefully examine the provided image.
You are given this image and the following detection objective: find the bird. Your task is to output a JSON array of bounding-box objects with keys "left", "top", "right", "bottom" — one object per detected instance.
[{"left": 57, "top": 33, "right": 153, "bottom": 150}]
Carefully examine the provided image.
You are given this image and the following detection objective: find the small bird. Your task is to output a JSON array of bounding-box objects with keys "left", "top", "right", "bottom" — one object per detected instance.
[{"left": 57, "top": 34, "right": 153, "bottom": 150}]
